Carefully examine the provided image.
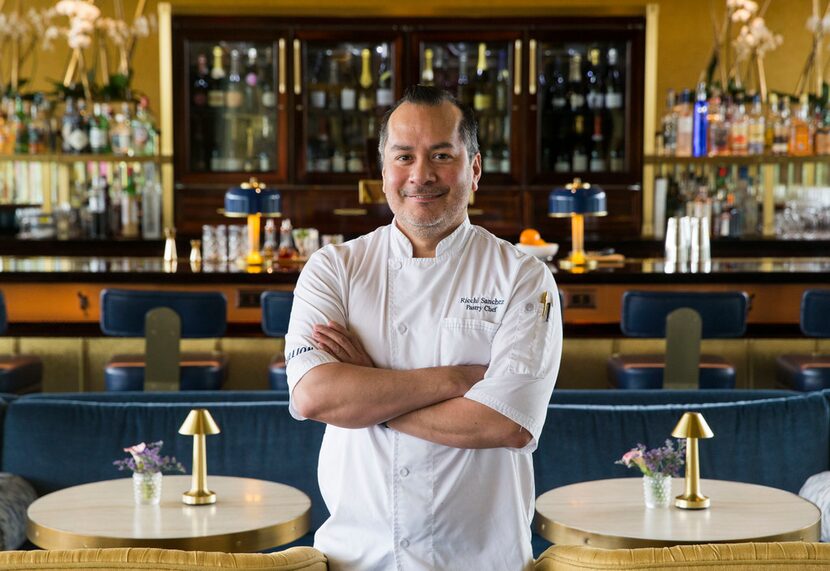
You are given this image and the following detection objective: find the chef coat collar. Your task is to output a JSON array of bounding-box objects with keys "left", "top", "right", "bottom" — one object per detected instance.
[{"left": 390, "top": 217, "right": 472, "bottom": 260}]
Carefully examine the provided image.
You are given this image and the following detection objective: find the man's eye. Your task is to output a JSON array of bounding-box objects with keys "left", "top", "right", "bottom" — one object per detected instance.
[
  {"left": 433, "top": 153, "right": 451, "bottom": 160},
  {"left": 395, "top": 155, "right": 412, "bottom": 161}
]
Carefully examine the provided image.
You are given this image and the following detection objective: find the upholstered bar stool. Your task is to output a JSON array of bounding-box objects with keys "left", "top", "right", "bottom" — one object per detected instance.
[
  {"left": 0, "top": 292, "right": 42, "bottom": 394},
  {"left": 777, "top": 289, "right": 830, "bottom": 391},
  {"left": 100, "top": 289, "right": 228, "bottom": 391},
  {"left": 608, "top": 291, "right": 749, "bottom": 389},
  {"left": 261, "top": 291, "right": 293, "bottom": 391}
]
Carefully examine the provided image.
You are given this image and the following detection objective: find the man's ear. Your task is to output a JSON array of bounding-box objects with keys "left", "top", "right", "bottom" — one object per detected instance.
[{"left": 471, "top": 153, "right": 482, "bottom": 193}]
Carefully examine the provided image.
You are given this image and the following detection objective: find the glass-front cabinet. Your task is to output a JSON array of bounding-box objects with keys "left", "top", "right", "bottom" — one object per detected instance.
[{"left": 172, "top": 17, "right": 645, "bottom": 240}]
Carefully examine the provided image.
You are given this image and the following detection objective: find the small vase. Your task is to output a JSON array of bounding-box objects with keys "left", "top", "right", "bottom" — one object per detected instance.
[
  {"left": 133, "top": 471, "right": 163, "bottom": 505},
  {"left": 642, "top": 474, "right": 672, "bottom": 508}
]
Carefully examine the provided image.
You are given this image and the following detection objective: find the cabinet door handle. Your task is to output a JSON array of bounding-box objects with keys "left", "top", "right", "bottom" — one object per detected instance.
[
  {"left": 293, "top": 39, "right": 302, "bottom": 96},
  {"left": 529, "top": 39, "right": 537, "bottom": 95},
  {"left": 333, "top": 208, "right": 367, "bottom": 216},
  {"left": 513, "top": 40, "right": 522, "bottom": 96},
  {"left": 468, "top": 208, "right": 485, "bottom": 216},
  {"left": 278, "top": 38, "right": 286, "bottom": 95}
]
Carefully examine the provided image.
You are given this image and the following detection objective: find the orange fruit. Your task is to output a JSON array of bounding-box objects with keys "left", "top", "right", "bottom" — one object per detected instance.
[
  {"left": 520, "top": 228, "right": 542, "bottom": 245},
  {"left": 532, "top": 237, "right": 548, "bottom": 246}
]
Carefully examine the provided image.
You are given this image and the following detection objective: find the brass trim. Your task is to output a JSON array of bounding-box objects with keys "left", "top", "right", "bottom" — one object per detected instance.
[
  {"left": 158, "top": 2, "right": 175, "bottom": 230},
  {"left": 641, "top": 3, "right": 659, "bottom": 237},
  {"left": 467, "top": 208, "right": 484, "bottom": 216},
  {"left": 528, "top": 39, "right": 537, "bottom": 95},
  {"left": 293, "top": 40, "right": 301, "bottom": 96},
  {"left": 358, "top": 179, "right": 385, "bottom": 204},
  {"left": 333, "top": 208, "right": 367, "bottom": 216},
  {"left": 513, "top": 39, "right": 522, "bottom": 96},
  {"left": 278, "top": 38, "right": 286, "bottom": 95},
  {"left": 27, "top": 511, "right": 311, "bottom": 552}
]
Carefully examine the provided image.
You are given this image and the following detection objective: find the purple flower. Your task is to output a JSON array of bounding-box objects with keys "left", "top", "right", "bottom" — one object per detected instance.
[
  {"left": 616, "top": 439, "right": 686, "bottom": 477},
  {"left": 113, "top": 441, "right": 185, "bottom": 475}
]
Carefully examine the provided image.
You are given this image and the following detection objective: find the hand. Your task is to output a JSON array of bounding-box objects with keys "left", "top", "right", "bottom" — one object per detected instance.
[{"left": 312, "top": 321, "right": 375, "bottom": 367}]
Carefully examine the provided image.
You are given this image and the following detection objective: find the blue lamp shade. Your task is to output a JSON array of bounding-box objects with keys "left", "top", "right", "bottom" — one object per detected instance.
[
  {"left": 548, "top": 184, "right": 607, "bottom": 218},
  {"left": 224, "top": 180, "right": 282, "bottom": 217}
]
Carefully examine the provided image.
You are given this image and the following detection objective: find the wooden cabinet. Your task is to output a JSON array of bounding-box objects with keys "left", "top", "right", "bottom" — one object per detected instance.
[{"left": 171, "top": 16, "right": 646, "bottom": 242}]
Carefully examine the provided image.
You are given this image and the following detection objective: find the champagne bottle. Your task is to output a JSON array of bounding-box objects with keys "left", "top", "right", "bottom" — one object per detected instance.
[
  {"left": 421, "top": 48, "right": 435, "bottom": 86},
  {"left": 473, "top": 43, "right": 492, "bottom": 112},
  {"left": 208, "top": 46, "right": 226, "bottom": 108},
  {"left": 89, "top": 102, "right": 110, "bottom": 154},
  {"left": 225, "top": 49, "right": 244, "bottom": 109},
  {"left": 340, "top": 55, "right": 357, "bottom": 111},
  {"left": 457, "top": 51, "right": 472, "bottom": 107},
  {"left": 358, "top": 48, "right": 375, "bottom": 112}
]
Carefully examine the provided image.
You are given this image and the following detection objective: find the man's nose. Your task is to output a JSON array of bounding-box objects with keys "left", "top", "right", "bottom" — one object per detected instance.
[{"left": 408, "top": 158, "right": 437, "bottom": 185}]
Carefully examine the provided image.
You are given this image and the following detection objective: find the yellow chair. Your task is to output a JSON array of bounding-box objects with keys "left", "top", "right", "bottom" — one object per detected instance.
[
  {"left": 535, "top": 542, "right": 830, "bottom": 570},
  {"left": 0, "top": 547, "right": 326, "bottom": 570}
]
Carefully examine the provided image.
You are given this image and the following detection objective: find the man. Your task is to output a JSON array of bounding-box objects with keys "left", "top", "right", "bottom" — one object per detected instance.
[{"left": 285, "top": 85, "right": 562, "bottom": 571}]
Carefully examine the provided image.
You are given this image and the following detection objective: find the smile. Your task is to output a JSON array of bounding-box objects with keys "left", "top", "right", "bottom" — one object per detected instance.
[{"left": 403, "top": 191, "right": 447, "bottom": 201}]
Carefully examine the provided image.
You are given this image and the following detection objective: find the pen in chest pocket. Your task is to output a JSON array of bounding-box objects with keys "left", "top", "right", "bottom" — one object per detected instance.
[{"left": 540, "top": 291, "right": 551, "bottom": 323}]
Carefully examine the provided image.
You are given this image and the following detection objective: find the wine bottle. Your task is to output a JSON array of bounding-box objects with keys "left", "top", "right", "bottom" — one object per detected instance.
[
  {"left": 340, "top": 55, "right": 357, "bottom": 111},
  {"left": 89, "top": 102, "right": 110, "bottom": 154},
  {"left": 457, "top": 51, "right": 472, "bottom": 107},
  {"left": 244, "top": 47, "right": 260, "bottom": 111},
  {"left": 358, "top": 48, "right": 375, "bottom": 112},
  {"left": 225, "top": 49, "right": 244, "bottom": 109},
  {"left": 192, "top": 53, "right": 210, "bottom": 108},
  {"left": 376, "top": 44, "right": 394, "bottom": 108},
  {"left": 473, "top": 43, "right": 492, "bottom": 112}
]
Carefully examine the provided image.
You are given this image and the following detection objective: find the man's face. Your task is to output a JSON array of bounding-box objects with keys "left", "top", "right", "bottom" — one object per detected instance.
[{"left": 381, "top": 101, "right": 481, "bottom": 242}]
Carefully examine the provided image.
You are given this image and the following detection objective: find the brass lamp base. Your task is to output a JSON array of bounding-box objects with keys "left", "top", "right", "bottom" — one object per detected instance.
[
  {"left": 182, "top": 489, "right": 216, "bottom": 505},
  {"left": 558, "top": 257, "right": 599, "bottom": 271},
  {"left": 675, "top": 494, "right": 710, "bottom": 509}
]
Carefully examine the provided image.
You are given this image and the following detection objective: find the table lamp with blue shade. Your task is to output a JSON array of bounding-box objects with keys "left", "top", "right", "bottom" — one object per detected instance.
[
  {"left": 548, "top": 178, "right": 607, "bottom": 269},
  {"left": 223, "top": 178, "right": 282, "bottom": 266}
]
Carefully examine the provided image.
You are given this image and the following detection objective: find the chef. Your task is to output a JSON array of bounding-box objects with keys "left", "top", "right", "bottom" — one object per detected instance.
[{"left": 285, "top": 84, "right": 562, "bottom": 571}]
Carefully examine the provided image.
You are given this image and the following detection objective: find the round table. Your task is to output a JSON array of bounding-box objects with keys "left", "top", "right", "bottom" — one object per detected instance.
[
  {"left": 535, "top": 478, "right": 821, "bottom": 548},
  {"left": 27, "top": 475, "right": 310, "bottom": 552}
]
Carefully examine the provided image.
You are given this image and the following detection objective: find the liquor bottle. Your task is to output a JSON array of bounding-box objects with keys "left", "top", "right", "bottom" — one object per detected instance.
[
  {"left": 259, "top": 47, "right": 276, "bottom": 110},
  {"left": 604, "top": 48, "right": 623, "bottom": 110},
  {"left": 88, "top": 169, "right": 108, "bottom": 239},
  {"left": 141, "top": 165, "right": 162, "bottom": 239},
  {"left": 747, "top": 93, "right": 766, "bottom": 155},
  {"left": 110, "top": 103, "right": 132, "bottom": 156},
  {"left": 772, "top": 95, "right": 790, "bottom": 155},
  {"left": 60, "top": 97, "right": 76, "bottom": 154},
  {"left": 326, "top": 59, "right": 341, "bottom": 111},
  {"left": 789, "top": 93, "right": 813, "bottom": 156},
  {"left": 120, "top": 167, "right": 139, "bottom": 238},
  {"left": 262, "top": 218, "right": 277, "bottom": 259},
  {"left": 192, "top": 53, "right": 210, "bottom": 108},
  {"left": 208, "top": 46, "right": 226, "bottom": 108},
  {"left": 659, "top": 89, "right": 677, "bottom": 155},
  {"left": 277, "top": 218, "right": 298, "bottom": 260},
  {"left": 376, "top": 44, "right": 394, "bottom": 108},
  {"left": 89, "top": 102, "right": 110, "bottom": 154},
  {"left": 729, "top": 93, "right": 748, "bottom": 156},
  {"left": 707, "top": 87, "right": 729, "bottom": 156},
  {"left": 421, "top": 48, "right": 435, "bottom": 86},
  {"left": 107, "top": 165, "right": 123, "bottom": 237},
  {"left": 692, "top": 82, "right": 708, "bottom": 157},
  {"left": 340, "top": 55, "right": 357, "bottom": 111},
  {"left": 132, "top": 97, "right": 156, "bottom": 156},
  {"left": 457, "top": 51, "right": 473, "bottom": 107},
  {"left": 309, "top": 50, "right": 327, "bottom": 109},
  {"left": 571, "top": 114, "right": 588, "bottom": 171},
  {"left": 27, "top": 98, "right": 48, "bottom": 155},
  {"left": 764, "top": 92, "right": 778, "bottom": 152},
  {"left": 225, "top": 49, "right": 244, "bottom": 110},
  {"left": 473, "top": 43, "right": 492, "bottom": 112},
  {"left": 358, "top": 48, "right": 375, "bottom": 112},
  {"left": 674, "top": 89, "right": 693, "bottom": 157},
  {"left": 815, "top": 85, "right": 830, "bottom": 154},
  {"left": 585, "top": 48, "right": 603, "bottom": 112},
  {"left": 69, "top": 99, "right": 90, "bottom": 154},
  {"left": 244, "top": 47, "right": 260, "bottom": 111},
  {"left": 12, "top": 97, "right": 28, "bottom": 155}
]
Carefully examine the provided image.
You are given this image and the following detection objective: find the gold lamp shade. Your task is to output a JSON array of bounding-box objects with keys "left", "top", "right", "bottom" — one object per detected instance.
[
  {"left": 671, "top": 411, "right": 714, "bottom": 510},
  {"left": 178, "top": 408, "right": 221, "bottom": 505}
]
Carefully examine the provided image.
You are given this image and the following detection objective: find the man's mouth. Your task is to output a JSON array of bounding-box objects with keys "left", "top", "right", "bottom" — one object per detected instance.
[{"left": 402, "top": 190, "right": 448, "bottom": 202}]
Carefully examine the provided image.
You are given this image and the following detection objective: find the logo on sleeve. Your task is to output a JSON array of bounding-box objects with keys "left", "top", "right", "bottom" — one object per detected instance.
[
  {"left": 459, "top": 296, "right": 505, "bottom": 313},
  {"left": 285, "top": 346, "right": 314, "bottom": 363}
]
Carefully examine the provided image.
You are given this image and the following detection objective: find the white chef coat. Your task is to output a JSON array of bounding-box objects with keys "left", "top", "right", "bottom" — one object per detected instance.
[{"left": 285, "top": 217, "right": 562, "bottom": 571}]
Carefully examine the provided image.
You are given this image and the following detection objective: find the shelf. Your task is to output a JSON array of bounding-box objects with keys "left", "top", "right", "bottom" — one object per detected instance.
[
  {"left": 644, "top": 154, "right": 830, "bottom": 166},
  {"left": 0, "top": 154, "right": 173, "bottom": 164}
]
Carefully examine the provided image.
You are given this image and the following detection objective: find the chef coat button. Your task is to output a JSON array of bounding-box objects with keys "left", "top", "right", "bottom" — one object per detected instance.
[
  {"left": 399, "top": 467, "right": 409, "bottom": 477},
  {"left": 398, "top": 323, "right": 408, "bottom": 334},
  {"left": 525, "top": 303, "right": 534, "bottom": 312},
  {"left": 391, "top": 261, "right": 402, "bottom": 270},
  {"left": 399, "top": 538, "right": 410, "bottom": 548}
]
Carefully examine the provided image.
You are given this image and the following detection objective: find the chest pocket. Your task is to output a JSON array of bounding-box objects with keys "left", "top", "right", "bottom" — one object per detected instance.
[{"left": 438, "top": 318, "right": 499, "bottom": 366}]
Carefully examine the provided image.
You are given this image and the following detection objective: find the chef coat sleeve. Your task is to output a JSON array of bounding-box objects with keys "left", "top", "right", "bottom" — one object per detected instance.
[
  {"left": 463, "top": 258, "right": 562, "bottom": 453},
  {"left": 284, "top": 247, "right": 345, "bottom": 420}
]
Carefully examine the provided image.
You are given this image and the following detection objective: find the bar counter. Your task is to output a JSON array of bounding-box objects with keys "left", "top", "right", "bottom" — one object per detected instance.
[{"left": 1, "top": 255, "right": 828, "bottom": 334}]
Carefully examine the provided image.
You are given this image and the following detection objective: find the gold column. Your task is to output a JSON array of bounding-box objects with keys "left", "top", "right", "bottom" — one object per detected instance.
[
  {"left": 641, "top": 3, "right": 660, "bottom": 237},
  {"left": 158, "top": 2, "right": 175, "bottom": 230}
]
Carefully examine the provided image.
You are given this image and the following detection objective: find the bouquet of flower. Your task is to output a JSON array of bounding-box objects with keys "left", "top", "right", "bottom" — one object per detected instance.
[
  {"left": 113, "top": 441, "right": 185, "bottom": 475},
  {"left": 616, "top": 439, "right": 686, "bottom": 478}
]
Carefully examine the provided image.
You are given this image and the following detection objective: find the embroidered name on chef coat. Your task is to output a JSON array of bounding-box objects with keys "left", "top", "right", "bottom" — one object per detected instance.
[{"left": 459, "top": 296, "right": 505, "bottom": 313}]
